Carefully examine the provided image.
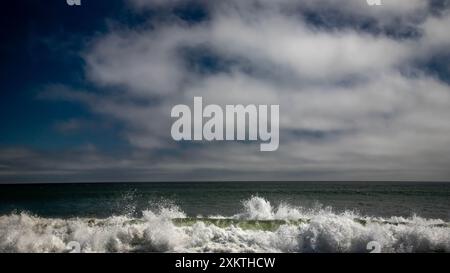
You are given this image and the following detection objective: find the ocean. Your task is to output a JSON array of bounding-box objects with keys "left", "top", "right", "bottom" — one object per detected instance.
[{"left": 0, "top": 182, "right": 449, "bottom": 253}]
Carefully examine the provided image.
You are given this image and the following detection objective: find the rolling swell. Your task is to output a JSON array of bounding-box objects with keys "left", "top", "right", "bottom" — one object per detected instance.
[{"left": 0, "top": 197, "right": 449, "bottom": 253}]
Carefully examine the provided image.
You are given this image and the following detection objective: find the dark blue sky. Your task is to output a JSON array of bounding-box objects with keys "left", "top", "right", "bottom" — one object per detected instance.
[
  {"left": 0, "top": 0, "right": 212, "bottom": 152},
  {"left": 1, "top": 1, "right": 134, "bottom": 151}
]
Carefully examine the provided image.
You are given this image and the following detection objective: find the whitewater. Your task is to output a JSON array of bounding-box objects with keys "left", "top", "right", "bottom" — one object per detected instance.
[{"left": 0, "top": 197, "right": 448, "bottom": 253}]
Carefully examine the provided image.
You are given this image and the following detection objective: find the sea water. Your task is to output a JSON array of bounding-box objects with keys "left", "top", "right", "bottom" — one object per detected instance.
[{"left": 0, "top": 182, "right": 449, "bottom": 253}]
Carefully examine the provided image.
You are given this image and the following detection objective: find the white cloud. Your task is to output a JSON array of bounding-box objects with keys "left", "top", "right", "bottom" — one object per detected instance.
[
  {"left": 420, "top": 11, "right": 450, "bottom": 52},
  {"left": 39, "top": 0, "right": 450, "bottom": 180},
  {"left": 84, "top": 26, "right": 195, "bottom": 96}
]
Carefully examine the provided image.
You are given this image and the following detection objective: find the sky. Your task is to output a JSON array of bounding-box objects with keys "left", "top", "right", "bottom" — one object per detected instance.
[{"left": 1, "top": 0, "right": 450, "bottom": 183}]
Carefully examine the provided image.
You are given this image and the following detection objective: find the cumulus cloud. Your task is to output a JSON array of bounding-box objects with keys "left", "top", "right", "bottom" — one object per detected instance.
[{"left": 14, "top": 0, "right": 450, "bottom": 181}]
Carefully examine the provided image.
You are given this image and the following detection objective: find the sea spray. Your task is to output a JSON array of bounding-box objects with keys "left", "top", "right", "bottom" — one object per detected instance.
[{"left": 0, "top": 197, "right": 449, "bottom": 253}]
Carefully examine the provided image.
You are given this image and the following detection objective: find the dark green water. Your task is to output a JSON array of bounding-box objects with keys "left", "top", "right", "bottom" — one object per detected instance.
[{"left": 1, "top": 182, "right": 449, "bottom": 220}]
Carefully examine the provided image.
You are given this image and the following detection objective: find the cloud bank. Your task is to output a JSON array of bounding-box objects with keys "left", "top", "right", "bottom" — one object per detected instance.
[{"left": 3, "top": 0, "right": 450, "bottom": 182}]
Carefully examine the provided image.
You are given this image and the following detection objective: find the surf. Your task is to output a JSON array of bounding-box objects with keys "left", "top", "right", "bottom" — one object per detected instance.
[{"left": 0, "top": 197, "right": 449, "bottom": 253}]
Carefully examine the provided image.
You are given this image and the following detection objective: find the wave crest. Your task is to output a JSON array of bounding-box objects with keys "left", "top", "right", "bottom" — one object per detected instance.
[{"left": 0, "top": 197, "right": 448, "bottom": 253}]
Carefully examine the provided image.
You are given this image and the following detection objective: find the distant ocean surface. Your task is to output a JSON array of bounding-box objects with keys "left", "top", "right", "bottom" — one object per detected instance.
[{"left": 0, "top": 182, "right": 449, "bottom": 253}]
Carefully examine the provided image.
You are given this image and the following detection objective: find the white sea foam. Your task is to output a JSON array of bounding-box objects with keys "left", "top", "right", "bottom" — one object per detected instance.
[{"left": 0, "top": 197, "right": 448, "bottom": 253}]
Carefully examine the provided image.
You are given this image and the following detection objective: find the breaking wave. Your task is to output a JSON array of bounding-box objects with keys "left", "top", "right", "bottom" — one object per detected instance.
[{"left": 0, "top": 197, "right": 448, "bottom": 253}]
